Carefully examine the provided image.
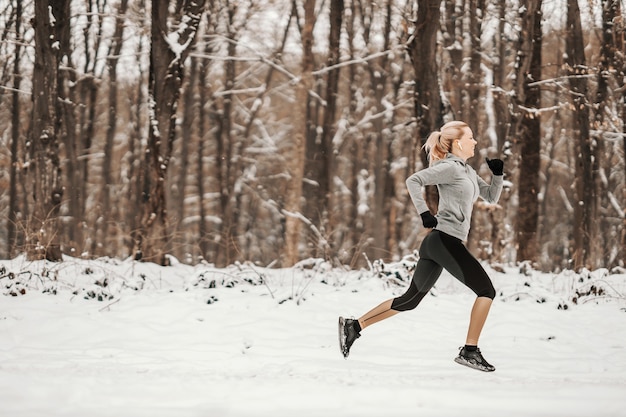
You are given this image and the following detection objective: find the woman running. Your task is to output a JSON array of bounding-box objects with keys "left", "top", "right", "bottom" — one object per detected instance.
[{"left": 338, "top": 121, "right": 504, "bottom": 372}]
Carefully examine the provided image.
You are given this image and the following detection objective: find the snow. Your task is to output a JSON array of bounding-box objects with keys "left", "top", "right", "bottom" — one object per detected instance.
[{"left": 1, "top": 256, "right": 625, "bottom": 417}]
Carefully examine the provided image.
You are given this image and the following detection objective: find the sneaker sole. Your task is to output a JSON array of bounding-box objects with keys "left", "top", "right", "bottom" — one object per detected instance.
[
  {"left": 454, "top": 356, "right": 495, "bottom": 372},
  {"left": 338, "top": 317, "right": 348, "bottom": 358}
]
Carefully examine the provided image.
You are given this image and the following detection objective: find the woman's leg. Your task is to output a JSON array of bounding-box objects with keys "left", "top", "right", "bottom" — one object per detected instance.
[
  {"left": 427, "top": 231, "right": 496, "bottom": 346},
  {"left": 466, "top": 296, "right": 492, "bottom": 345},
  {"left": 424, "top": 231, "right": 497, "bottom": 371},
  {"left": 358, "top": 299, "right": 397, "bottom": 330},
  {"left": 359, "top": 254, "right": 443, "bottom": 330}
]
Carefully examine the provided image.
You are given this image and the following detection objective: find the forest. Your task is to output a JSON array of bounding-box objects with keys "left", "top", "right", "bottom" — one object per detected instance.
[{"left": 0, "top": 0, "right": 624, "bottom": 272}]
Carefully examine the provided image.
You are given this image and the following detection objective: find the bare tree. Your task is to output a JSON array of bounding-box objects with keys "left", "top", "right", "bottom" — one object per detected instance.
[
  {"left": 284, "top": 0, "right": 316, "bottom": 266},
  {"left": 465, "top": 0, "right": 485, "bottom": 131},
  {"left": 124, "top": 0, "right": 148, "bottom": 257},
  {"left": 97, "top": 0, "right": 129, "bottom": 256},
  {"left": 615, "top": 2, "right": 626, "bottom": 265},
  {"left": 515, "top": 0, "right": 542, "bottom": 264},
  {"left": 60, "top": 0, "right": 105, "bottom": 254},
  {"left": 596, "top": 0, "right": 625, "bottom": 267},
  {"left": 303, "top": 0, "right": 343, "bottom": 260},
  {"left": 407, "top": 0, "right": 443, "bottom": 211},
  {"left": 8, "top": 0, "right": 23, "bottom": 258},
  {"left": 26, "top": 0, "right": 68, "bottom": 261},
  {"left": 441, "top": 0, "right": 463, "bottom": 119},
  {"left": 76, "top": 0, "right": 106, "bottom": 254},
  {"left": 492, "top": 0, "right": 510, "bottom": 152},
  {"left": 566, "top": 0, "right": 594, "bottom": 270},
  {"left": 212, "top": 1, "right": 243, "bottom": 267},
  {"left": 487, "top": 0, "right": 512, "bottom": 264},
  {"left": 133, "top": 0, "right": 206, "bottom": 264},
  {"left": 170, "top": 55, "right": 198, "bottom": 258}
]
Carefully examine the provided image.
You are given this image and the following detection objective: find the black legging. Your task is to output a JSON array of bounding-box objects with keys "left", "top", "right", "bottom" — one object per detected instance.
[{"left": 391, "top": 230, "right": 496, "bottom": 311}]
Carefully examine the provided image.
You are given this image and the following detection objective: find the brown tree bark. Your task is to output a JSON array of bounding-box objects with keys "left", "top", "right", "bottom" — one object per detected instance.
[
  {"left": 488, "top": 0, "right": 513, "bottom": 265},
  {"left": 98, "top": 0, "right": 129, "bottom": 256},
  {"left": 465, "top": 0, "right": 487, "bottom": 258},
  {"left": 52, "top": 0, "right": 81, "bottom": 255},
  {"left": 596, "top": 0, "right": 622, "bottom": 268},
  {"left": 214, "top": 11, "right": 239, "bottom": 267},
  {"left": 197, "top": 10, "right": 216, "bottom": 261},
  {"left": 492, "top": 0, "right": 510, "bottom": 152},
  {"left": 76, "top": 0, "right": 104, "bottom": 254},
  {"left": 8, "top": 0, "right": 22, "bottom": 258},
  {"left": 303, "top": 0, "right": 343, "bottom": 260},
  {"left": 616, "top": 2, "right": 626, "bottom": 267},
  {"left": 27, "top": 0, "right": 68, "bottom": 261},
  {"left": 408, "top": 0, "right": 443, "bottom": 211},
  {"left": 566, "top": 0, "right": 594, "bottom": 271},
  {"left": 465, "top": 0, "right": 484, "bottom": 132},
  {"left": 284, "top": 0, "right": 316, "bottom": 266},
  {"left": 370, "top": 0, "right": 393, "bottom": 262},
  {"left": 442, "top": 0, "right": 463, "bottom": 119},
  {"left": 134, "top": 0, "right": 205, "bottom": 264},
  {"left": 171, "top": 56, "right": 198, "bottom": 258},
  {"left": 516, "top": 0, "right": 542, "bottom": 264},
  {"left": 126, "top": 16, "right": 147, "bottom": 257}
]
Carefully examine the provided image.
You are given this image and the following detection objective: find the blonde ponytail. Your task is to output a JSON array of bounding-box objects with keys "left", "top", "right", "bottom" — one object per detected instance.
[{"left": 423, "top": 121, "right": 469, "bottom": 164}]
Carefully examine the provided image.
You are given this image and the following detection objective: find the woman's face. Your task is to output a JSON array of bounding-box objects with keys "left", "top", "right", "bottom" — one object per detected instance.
[{"left": 455, "top": 127, "right": 477, "bottom": 160}]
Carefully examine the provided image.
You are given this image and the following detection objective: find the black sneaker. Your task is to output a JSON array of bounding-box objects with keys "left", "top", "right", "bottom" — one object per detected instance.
[
  {"left": 338, "top": 316, "right": 361, "bottom": 359},
  {"left": 454, "top": 346, "right": 496, "bottom": 372}
]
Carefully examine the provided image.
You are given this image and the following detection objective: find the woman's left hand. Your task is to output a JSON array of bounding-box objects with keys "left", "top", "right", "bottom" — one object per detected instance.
[{"left": 486, "top": 158, "right": 504, "bottom": 176}]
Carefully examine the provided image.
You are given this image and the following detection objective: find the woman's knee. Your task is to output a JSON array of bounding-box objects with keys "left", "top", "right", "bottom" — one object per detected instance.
[
  {"left": 391, "top": 295, "right": 420, "bottom": 311},
  {"left": 390, "top": 285, "right": 428, "bottom": 311},
  {"left": 477, "top": 281, "right": 496, "bottom": 299}
]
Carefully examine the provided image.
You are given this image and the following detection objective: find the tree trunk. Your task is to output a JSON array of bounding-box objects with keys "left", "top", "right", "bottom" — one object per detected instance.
[
  {"left": 516, "top": 0, "right": 542, "bottom": 264},
  {"left": 55, "top": 0, "right": 81, "bottom": 255},
  {"left": 214, "top": 17, "right": 238, "bottom": 267},
  {"left": 442, "top": 0, "right": 463, "bottom": 119},
  {"left": 98, "top": 0, "right": 129, "bottom": 257},
  {"left": 345, "top": 0, "right": 365, "bottom": 265},
  {"left": 27, "top": 0, "right": 67, "bottom": 261},
  {"left": 197, "top": 55, "right": 209, "bottom": 260},
  {"left": 134, "top": 0, "right": 205, "bottom": 264},
  {"left": 408, "top": 0, "right": 443, "bottom": 211},
  {"left": 492, "top": 0, "right": 509, "bottom": 151},
  {"left": 566, "top": 0, "right": 594, "bottom": 271},
  {"left": 197, "top": 10, "right": 216, "bottom": 261},
  {"left": 465, "top": 0, "right": 487, "bottom": 258},
  {"left": 8, "top": 0, "right": 23, "bottom": 258},
  {"left": 465, "top": 0, "right": 484, "bottom": 132},
  {"left": 370, "top": 0, "right": 392, "bottom": 262},
  {"left": 172, "top": 55, "right": 198, "bottom": 258},
  {"left": 304, "top": 0, "right": 342, "bottom": 260},
  {"left": 77, "top": 0, "right": 104, "bottom": 255},
  {"left": 126, "top": 24, "right": 147, "bottom": 257},
  {"left": 619, "top": 0, "right": 626, "bottom": 267},
  {"left": 284, "top": 0, "right": 316, "bottom": 266},
  {"left": 596, "top": 0, "right": 621, "bottom": 268}
]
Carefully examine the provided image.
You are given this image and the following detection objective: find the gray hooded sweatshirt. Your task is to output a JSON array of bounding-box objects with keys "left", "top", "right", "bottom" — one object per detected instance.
[{"left": 406, "top": 153, "right": 503, "bottom": 242}]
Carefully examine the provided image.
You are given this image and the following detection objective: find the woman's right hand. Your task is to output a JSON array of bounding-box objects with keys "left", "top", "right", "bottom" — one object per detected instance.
[{"left": 420, "top": 211, "right": 438, "bottom": 228}]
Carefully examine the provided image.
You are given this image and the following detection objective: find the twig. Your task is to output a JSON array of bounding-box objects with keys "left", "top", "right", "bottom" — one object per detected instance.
[
  {"left": 99, "top": 298, "right": 121, "bottom": 312},
  {"left": 246, "top": 263, "right": 275, "bottom": 299}
]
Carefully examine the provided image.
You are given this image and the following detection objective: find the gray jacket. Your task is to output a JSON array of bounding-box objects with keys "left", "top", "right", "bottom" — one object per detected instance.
[{"left": 406, "top": 153, "right": 503, "bottom": 241}]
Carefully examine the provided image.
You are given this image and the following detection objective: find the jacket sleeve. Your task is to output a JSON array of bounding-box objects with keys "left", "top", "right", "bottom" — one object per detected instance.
[
  {"left": 405, "top": 162, "right": 454, "bottom": 214},
  {"left": 477, "top": 174, "right": 503, "bottom": 204}
]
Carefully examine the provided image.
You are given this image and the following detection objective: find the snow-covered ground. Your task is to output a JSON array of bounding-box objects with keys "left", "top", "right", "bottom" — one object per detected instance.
[{"left": 1, "top": 255, "right": 625, "bottom": 417}]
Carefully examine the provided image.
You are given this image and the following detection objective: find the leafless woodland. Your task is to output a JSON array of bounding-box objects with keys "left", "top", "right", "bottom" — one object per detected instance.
[{"left": 0, "top": 0, "right": 624, "bottom": 271}]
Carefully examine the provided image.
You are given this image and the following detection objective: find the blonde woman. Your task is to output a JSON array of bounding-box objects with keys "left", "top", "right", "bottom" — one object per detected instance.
[{"left": 339, "top": 121, "right": 504, "bottom": 372}]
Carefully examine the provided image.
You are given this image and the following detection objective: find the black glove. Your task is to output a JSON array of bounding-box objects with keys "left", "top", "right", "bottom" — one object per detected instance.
[
  {"left": 486, "top": 157, "right": 504, "bottom": 176},
  {"left": 420, "top": 211, "right": 438, "bottom": 228}
]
